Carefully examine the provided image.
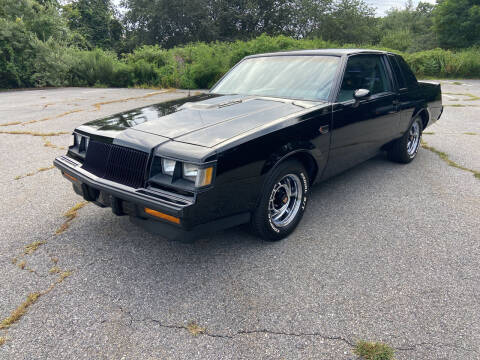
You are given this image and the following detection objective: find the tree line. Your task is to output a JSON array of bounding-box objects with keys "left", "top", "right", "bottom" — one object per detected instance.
[
  {"left": 1, "top": 0, "right": 479, "bottom": 89},
  {"left": 62, "top": 0, "right": 479, "bottom": 52}
]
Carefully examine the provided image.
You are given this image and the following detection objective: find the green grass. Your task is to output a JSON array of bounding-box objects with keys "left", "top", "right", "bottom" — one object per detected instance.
[
  {"left": 421, "top": 140, "right": 480, "bottom": 180},
  {"left": 353, "top": 340, "right": 395, "bottom": 360}
]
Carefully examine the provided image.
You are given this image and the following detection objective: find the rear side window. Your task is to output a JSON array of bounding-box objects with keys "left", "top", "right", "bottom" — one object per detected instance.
[
  {"left": 337, "top": 55, "right": 392, "bottom": 102},
  {"left": 395, "top": 55, "right": 417, "bottom": 88},
  {"left": 388, "top": 55, "right": 406, "bottom": 89}
]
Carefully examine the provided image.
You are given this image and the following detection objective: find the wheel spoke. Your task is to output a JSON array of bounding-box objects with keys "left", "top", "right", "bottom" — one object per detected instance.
[{"left": 268, "top": 173, "right": 304, "bottom": 228}]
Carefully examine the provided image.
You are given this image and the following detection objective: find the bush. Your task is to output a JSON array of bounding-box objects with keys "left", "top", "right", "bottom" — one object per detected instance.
[
  {"left": 405, "top": 47, "right": 480, "bottom": 78},
  {"left": 2, "top": 34, "right": 480, "bottom": 90},
  {"left": 67, "top": 48, "right": 119, "bottom": 86}
]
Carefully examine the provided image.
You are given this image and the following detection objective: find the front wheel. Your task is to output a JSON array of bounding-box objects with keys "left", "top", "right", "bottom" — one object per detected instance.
[
  {"left": 251, "top": 160, "right": 309, "bottom": 241},
  {"left": 388, "top": 116, "right": 423, "bottom": 163}
]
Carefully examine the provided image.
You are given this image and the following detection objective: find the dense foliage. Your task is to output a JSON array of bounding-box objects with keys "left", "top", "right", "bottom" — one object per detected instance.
[{"left": 1, "top": 0, "right": 480, "bottom": 89}]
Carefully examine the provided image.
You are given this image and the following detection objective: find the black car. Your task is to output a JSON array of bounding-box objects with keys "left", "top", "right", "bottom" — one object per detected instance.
[{"left": 54, "top": 49, "right": 443, "bottom": 241}]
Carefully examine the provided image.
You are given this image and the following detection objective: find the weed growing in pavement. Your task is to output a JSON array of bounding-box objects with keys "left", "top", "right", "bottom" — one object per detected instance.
[
  {"left": 421, "top": 140, "right": 480, "bottom": 180},
  {"left": 353, "top": 340, "right": 395, "bottom": 360}
]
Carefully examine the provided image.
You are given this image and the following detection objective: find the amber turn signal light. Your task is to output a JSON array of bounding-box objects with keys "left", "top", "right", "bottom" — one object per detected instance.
[
  {"left": 144, "top": 208, "right": 181, "bottom": 224},
  {"left": 62, "top": 172, "right": 78, "bottom": 182}
]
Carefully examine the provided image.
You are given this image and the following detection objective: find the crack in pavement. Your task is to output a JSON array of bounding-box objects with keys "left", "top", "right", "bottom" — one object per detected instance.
[
  {"left": 92, "top": 89, "right": 177, "bottom": 111},
  {"left": 105, "top": 310, "right": 478, "bottom": 355},
  {"left": 0, "top": 130, "right": 69, "bottom": 136},
  {"left": 421, "top": 140, "right": 480, "bottom": 180},
  {"left": 0, "top": 202, "right": 89, "bottom": 346},
  {"left": 0, "top": 110, "right": 83, "bottom": 128},
  {"left": 14, "top": 165, "right": 55, "bottom": 180}
]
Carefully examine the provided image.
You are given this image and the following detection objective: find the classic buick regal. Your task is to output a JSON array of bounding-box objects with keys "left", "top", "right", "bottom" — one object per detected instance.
[{"left": 54, "top": 49, "right": 443, "bottom": 241}]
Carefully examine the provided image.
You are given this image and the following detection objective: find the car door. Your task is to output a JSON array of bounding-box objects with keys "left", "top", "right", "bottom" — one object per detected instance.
[
  {"left": 387, "top": 54, "right": 421, "bottom": 135},
  {"left": 322, "top": 54, "right": 400, "bottom": 178}
]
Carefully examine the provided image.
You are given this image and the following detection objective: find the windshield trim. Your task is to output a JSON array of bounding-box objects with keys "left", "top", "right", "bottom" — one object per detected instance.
[{"left": 207, "top": 92, "right": 328, "bottom": 104}]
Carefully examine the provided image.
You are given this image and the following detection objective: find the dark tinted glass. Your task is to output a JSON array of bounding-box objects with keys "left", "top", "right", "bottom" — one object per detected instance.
[
  {"left": 337, "top": 55, "right": 392, "bottom": 102},
  {"left": 396, "top": 55, "right": 417, "bottom": 88},
  {"left": 388, "top": 55, "right": 406, "bottom": 89}
]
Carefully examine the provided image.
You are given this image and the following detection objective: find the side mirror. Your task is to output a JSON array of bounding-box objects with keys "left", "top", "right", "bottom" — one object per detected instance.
[{"left": 354, "top": 88, "right": 370, "bottom": 100}]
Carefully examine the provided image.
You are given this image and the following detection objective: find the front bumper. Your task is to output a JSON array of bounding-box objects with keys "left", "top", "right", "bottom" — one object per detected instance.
[{"left": 53, "top": 155, "right": 250, "bottom": 241}]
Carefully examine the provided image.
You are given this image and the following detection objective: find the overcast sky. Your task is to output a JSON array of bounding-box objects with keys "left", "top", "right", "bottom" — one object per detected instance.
[
  {"left": 111, "top": 0, "right": 437, "bottom": 17},
  {"left": 368, "top": 0, "right": 436, "bottom": 16}
]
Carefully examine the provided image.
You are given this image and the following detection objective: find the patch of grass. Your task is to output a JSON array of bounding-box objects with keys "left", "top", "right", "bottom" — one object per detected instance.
[
  {"left": 444, "top": 104, "right": 480, "bottom": 107},
  {"left": 49, "top": 266, "right": 60, "bottom": 274},
  {"left": 452, "top": 81, "right": 463, "bottom": 85},
  {"left": 421, "top": 140, "right": 480, "bottom": 180},
  {"left": 443, "top": 92, "right": 480, "bottom": 101},
  {"left": 42, "top": 137, "right": 65, "bottom": 150},
  {"left": 423, "top": 131, "right": 434, "bottom": 135},
  {"left": 24, "top": 241, "right": 46, "bottom": 255},
  {"left": 55, "top": 201, "right": 88, "bottom": 234},
  {"left": 0, "top": 121, "right": 22, "bottom": 127},
  {"left": 186, "top": 322, "right": 206, "bottom": 336},
  {"left": 353, "top": 340, "right": 395, "bottom": 360},
  {"left": 22, "top": 109, "right": 84, "bottom": 126},
  {"left": 0, "top": 292, "right": 41, "bottom": 330},
  {"left": 0, "top": 269, "right": 73, "bottom": 332},
  {"left": 0, "top": 336, "right": 6, "bottom": 346},
  {"left": 0, "top": 130, "right": 69, "bottom": 136},
  {"left": 17, "top": 260, "right": 26, "bottom": 270},
  {"left": 14, "top": 165, "right": 55, "bottom": 180},
  {"left": 58, "top": 270, "right": 73, "bottom": 281},
  {"left": 92, "top": 89, "right": 176, "bottom": 110},
  {"left": 464, "top": 132, "right": 478, "bottom": 135}
]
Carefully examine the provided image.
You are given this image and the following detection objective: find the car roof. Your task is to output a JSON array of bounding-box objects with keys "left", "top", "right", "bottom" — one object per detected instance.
[{"left": 245, "top": 49, "right": 392, "bottom": 58}]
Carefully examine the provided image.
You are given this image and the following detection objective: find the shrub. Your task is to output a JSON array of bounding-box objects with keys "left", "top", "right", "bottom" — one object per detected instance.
[
  {"left": 405, "top": 48, "right": 480, "bottom": 78},
  {"left": 2, "top": 34, "right": 480, "bottom": 89},
  {"left": 67, "top": 48, "right": 119, "bottom": 86}
]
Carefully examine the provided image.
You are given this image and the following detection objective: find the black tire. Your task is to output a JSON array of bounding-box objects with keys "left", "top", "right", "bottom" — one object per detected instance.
[
  {"left": 388, "top": 116, "right": 423, "bottom": 163},
  {"left": 251, "top": 160, "right": 309, "bottom": 241}
]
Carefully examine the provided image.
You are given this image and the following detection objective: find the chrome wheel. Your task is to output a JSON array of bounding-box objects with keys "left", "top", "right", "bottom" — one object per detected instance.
[
  {"left": 268, "top": 174, "right": 303, "bottom": 228},
  {"left": 407, "top": 121, "right": 420, "bottom": 156}
]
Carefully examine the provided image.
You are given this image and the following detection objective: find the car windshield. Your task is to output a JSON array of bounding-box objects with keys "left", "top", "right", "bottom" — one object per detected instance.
[{"left": 211, "top": 55, "right": 340, "bottom": 102}]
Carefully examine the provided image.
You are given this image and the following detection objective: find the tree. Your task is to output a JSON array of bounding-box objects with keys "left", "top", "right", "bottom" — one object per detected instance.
[
  {"left": 379, "top": 1, "right": 437, "bottom": 52},
  {"left": 313, "top": 0, "right": 377, "bottom": 44},
  {"left": 434, "top": 0, "right": 480, "bottom": 49},
  {"left": 62, "top": 0, "right": 123, "bottom": 49}
]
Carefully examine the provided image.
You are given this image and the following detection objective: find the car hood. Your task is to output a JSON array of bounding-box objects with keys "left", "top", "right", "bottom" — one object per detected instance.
[{"left": 79, "top": 93, "right": 318, "bottom": 148}]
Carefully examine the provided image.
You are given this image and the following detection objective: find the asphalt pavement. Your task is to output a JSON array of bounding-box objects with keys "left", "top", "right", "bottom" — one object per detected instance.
[{"left": 0, "top": 83, "right": 479, "bottom": 359}]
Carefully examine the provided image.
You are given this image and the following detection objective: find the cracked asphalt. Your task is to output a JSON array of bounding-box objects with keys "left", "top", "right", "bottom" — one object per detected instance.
[{"left": 0, "top": 83, "right": 479, "bottom": 359}]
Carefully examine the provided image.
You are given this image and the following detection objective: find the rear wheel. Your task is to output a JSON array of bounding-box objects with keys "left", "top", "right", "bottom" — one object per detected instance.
[
  {"left": 388, "top": 116, "right": 423, "bottom": 163},
  {"left": 251, "top": 160, "right": 309, "bottom": 241}
]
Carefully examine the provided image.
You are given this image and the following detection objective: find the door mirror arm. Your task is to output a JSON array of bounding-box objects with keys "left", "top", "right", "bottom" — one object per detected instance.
[{"left": 353, "top": 89, "right": 370, "bottom": 107}]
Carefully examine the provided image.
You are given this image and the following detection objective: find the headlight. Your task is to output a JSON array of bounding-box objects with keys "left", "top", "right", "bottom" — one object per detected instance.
[
  {"left": 182, "top": 163, "right": 198, "bottom": 182},
  {"left": 161, "top": 158, "right": 176, "bottom": 176},
  {"left": 182, "top": 163, "right": 214, "bottom": 187},
  {"left": 70, "top": 133, "right": 90, "bottom": 154},
  {"left": 156, "top": 157, "right": 214, "bottom": 188}
]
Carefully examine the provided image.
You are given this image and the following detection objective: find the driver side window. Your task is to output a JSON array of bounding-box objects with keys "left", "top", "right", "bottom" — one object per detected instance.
[{"left": 337, "top": 55, "right": 392, "bottom": 102}]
